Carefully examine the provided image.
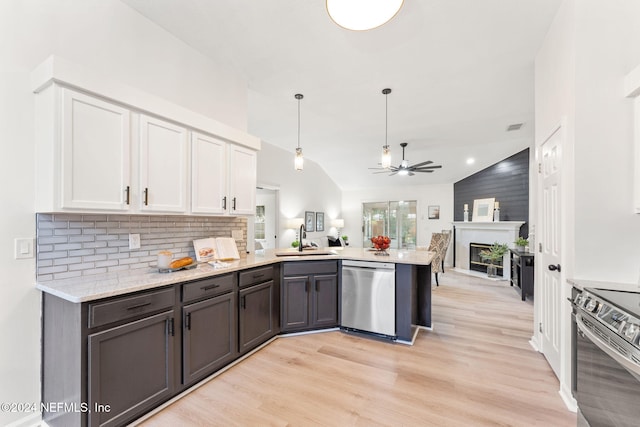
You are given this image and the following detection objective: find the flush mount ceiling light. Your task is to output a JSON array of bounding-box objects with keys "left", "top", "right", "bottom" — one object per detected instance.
[
  {"left": 326, "top": 0, "right": 404, "bottom": 31},
  {"left": 380, "top": 88, "right": 392, "bottom": 169},
  {"left": 294, "top": 93, "right": 304, "bottom": 171}
]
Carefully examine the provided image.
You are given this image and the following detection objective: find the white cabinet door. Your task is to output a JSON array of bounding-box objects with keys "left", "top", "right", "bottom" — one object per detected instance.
[
  {"left": 228, "top": 144, "right": 256, "bottom": 215},
  {"left": 61, "top": 89, "right": 131, "bottom": 210},
  {"left": 191, "top": 132, "right": 227, "bottom": 214},
  {"left": 139, "top": 115, "right": 188, "bottom": 213}
]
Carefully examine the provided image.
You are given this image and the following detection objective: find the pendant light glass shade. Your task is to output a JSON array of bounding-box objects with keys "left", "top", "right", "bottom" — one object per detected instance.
[
  {"left": 326, "top": 0, "right": 404, "bottom": 31},
  {"left": 294, "top": 93, "right": 304, "bottom": 171},
  {"left": 381, "top": 145, "right": 391, "bottom": 168},
  {"left": 295, "top": 147, "right": 304, "bottom": 171}
]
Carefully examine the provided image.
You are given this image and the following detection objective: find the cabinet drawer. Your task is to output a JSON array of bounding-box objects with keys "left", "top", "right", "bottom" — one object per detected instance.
[
  {"left": 89, "top": 288, "right": 175, "bottom": 328},
  {"left": 182, "top": 273, "right": 236, "bottom": 303},
  {"left": 238, "top": 266, "right": 273, "bottom": 288},
  {"left": 283, "top": 260, "right": 337, "bottom": 276}
]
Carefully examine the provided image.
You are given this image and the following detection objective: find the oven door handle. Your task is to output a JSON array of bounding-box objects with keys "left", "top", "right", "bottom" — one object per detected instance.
[{"left": 576, "top": 314, "right": 640, "bottom": 378}]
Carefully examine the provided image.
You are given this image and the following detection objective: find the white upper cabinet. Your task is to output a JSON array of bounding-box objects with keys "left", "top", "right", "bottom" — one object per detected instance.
[
  {"left": 62, "top": 89, "right": 131, "bottom": 210},
  {"left": 139, "top": 115, "right": 188, "bottom": 213},
  {"left": 228, "top": 144, "right": 257, "bottom": 215},
  {"left": 191, "top": 132, "right": 227, "bottom": 214}
]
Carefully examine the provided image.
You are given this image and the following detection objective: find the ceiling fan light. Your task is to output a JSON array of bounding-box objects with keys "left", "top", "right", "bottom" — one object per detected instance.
[
  {"left": 398, "top": 169, "right": 409, "bottom": 176},
  {"left": 295, "top": 147, "right": 304, "bottom": 171},
  {"left": 381, "top": 145, "right": 391, "bottom": 168},
  {"left": 326, "top": 0, "right": 404, "bottom": 31}
]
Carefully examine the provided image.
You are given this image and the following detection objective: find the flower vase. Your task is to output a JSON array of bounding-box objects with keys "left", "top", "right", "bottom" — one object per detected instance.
[{"left": 487, "top": 264, "right": 498, "bottom": 278}]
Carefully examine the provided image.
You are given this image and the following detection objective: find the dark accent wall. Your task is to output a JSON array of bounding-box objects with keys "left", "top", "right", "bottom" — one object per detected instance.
[{"left": 453, "top": 148, "right": 529, "bottom": 238}]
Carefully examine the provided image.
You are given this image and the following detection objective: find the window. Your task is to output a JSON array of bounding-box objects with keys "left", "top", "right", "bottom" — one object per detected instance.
[{"left": 362, "top": 201, "right": 417, "bottom": 249}]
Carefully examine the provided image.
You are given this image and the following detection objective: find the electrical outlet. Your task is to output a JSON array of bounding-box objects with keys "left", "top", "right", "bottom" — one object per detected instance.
[{"left": 129, "top": 233, "right": 141, "bottom": 250}]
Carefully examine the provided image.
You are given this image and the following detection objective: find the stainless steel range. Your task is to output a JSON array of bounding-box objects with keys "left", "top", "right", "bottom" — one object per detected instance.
[{"left": 573, "top": 288, "right": 640, "bottom": 427}]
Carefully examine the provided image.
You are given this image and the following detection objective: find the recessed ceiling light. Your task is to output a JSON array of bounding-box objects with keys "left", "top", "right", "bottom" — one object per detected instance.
[{"left": 466, "top": 158, "right": 475, "bottom": 165}]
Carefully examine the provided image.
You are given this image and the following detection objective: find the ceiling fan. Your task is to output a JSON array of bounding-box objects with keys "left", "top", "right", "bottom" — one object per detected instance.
[{"left": 370, "top": 143, "right": 442, "bottom": 176}]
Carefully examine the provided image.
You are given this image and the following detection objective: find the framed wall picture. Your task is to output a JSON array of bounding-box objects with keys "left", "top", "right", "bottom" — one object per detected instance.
[
  {"left": 428, "top": 205, "right": 440, "bottom": 220},
  {"left": 472, "top": 198, "right": 495, "bottom": 222},
  {"left": 316, "top": 212, "right": 324, "bottom": 231},
  {"left": 305, "top": 211, "right": 315, "bottom": 232}
]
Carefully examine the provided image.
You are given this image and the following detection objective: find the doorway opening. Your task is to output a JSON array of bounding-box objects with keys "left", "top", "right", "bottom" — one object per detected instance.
[{"left": 255, "top": 186, "right": 279, "bottom": 253}]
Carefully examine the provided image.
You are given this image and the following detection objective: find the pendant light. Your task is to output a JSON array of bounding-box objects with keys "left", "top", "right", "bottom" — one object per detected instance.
[
  {"left": 294, "top": 93, "right": 304, "bottom": 171},
  {"left": 326, "top": 0, "right": 404, "bottom": 31},
  {"left": 381, "top": 88, "right": 392, "bottom": 169}
]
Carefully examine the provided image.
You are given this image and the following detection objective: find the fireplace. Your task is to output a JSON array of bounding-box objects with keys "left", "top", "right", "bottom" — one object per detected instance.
[{"left": 469, "top": 242, "right": 504, "bottom": 277}]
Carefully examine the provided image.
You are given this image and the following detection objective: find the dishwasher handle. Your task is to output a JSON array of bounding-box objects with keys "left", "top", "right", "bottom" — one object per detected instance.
[{"left": 342, "top": 260, "right": 395, "bottom": 270}]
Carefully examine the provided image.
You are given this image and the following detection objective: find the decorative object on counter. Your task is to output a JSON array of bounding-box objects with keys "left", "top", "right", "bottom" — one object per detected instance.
[
  {"left": 294, "top": 93, "right": 304, "bottom": 171},
  {"left": 193, "top": 237, "right": 240, "bottom": 262},
  {"left": 493, "top": 201, "right": 500, "bottom": 222},
  {"left": 479, "top": 242, "right": 509, "bottom": 278},
  {"left": 291, "top": 240, "right": 300, "bottom": 248},
  {"left": 371, "top": 235, "right": 391, "bottom": 255},
  {"left": 305, "top": 211, "right": 315, "bottom": 232},
  {"left": 316, "top": 212, "right": 325, "bottom": 231},
  {"left": 472, "top": 198, "right": 495, "bottom": 222},
  {"left": 326, "top": 0, "right": 404, "bottom": 31},
  {"left": 159, "top": 256, "right": 197, "bottom": 273},
  {"left": 514, "top": 237, "right": 529, "bottom": 252},
  {"left": 428, "top": 205, "right": 440, "bottom": 220},
  {"left": 463, "top": 203, "right": 469, "bottom": 222},
  {"left": 342, "top": 235, "right": 349, "bottom": 246},
  {"left": 157, "top": 250, "right": 173, "bottom": 270}
]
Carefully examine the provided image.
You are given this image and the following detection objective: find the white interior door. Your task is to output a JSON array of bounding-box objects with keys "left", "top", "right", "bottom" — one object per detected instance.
[{"left": 539, "top": 126, "right": 563, "bottom": 377}]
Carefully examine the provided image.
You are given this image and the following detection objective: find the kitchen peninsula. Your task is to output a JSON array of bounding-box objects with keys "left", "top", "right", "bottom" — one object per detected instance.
[{"left": 37, "top": 247, "right": 434, "bottom": 427}]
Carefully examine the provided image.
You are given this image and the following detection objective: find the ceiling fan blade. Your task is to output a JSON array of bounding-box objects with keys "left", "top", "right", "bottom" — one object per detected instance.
[
  {"left": 368, "top": 167, "right": 386, "bottom": 170},
  {"left": 372, "top": 170, "right": 390, "bottom": 174},
  {"left": 408, "top": 160, "right": 433, "bottom": 168},
  {"left": 408, "top": 172, "right": 415, "bottom": 176},
  {"left": 388, "top": 171, "right": 398, "bottom": 176},
  {"left": 413, "top": 165, "right": 442, "bottom": 170}
]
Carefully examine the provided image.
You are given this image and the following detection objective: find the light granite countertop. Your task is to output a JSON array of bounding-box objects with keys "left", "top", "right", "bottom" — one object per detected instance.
[{"left": 36, "top": 247, "right": 435, "bottom": 303}]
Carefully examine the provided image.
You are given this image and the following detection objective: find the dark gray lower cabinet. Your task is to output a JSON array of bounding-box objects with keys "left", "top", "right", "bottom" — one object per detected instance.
[
  {"left": 282, "top": 261, "right": 339, "bottom": 332},
  {"left": 182, "top": 292, "right": 237, "bottom": 385},
  {"left": 88, "top": 310, "right": 175, "bottom": 427},
  {"left": 238, "top": 280, "right": 277, "bottom": 353}
]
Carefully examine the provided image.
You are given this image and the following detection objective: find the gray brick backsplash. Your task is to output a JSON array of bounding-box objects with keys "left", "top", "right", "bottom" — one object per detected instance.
[{"left": 36, "top": 213, "right": 247, "bottom": 282}]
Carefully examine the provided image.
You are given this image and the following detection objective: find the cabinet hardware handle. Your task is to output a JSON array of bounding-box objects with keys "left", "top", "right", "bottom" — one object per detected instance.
[
  {"left": 241, "top": 296, "right": 246, "bottom": 309},
  {"left": 143, "top": 188, "right": 149, "bottom": 206},
  {"left": 125, "top": 186, "right": 130, "bottom": 205},
  {"left": 168, "top": 318, "right": 175, "bottom": 336},
  {"left": 222, "top": 196, "right": 227, "bottom": 210},
  {"left": 185, "top": 313, "right": 191, "bottom": 330},
  {"left": 232, "top": 197, "right": 237, "bottom": 210},
  {"left": 126, "top": 302, "right": 151, "bottom": 311},
  {"left": 201, "top": 284, "right": 220, "bottom": 291}
]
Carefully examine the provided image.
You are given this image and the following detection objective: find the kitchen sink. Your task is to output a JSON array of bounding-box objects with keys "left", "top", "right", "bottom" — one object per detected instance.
[{"left": 274, "top": 249, "right": 338, "bottom": 257}]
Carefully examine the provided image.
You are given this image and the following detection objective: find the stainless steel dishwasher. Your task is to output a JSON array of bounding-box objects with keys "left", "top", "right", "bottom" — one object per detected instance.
[{"left": 341, "top": 260, "right": 395, "bottom": 337}]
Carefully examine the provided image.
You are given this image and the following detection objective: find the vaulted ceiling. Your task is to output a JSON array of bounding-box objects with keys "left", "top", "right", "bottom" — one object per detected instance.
[{"left": 122, "top": 0, "right": 561, "bottom": 190}]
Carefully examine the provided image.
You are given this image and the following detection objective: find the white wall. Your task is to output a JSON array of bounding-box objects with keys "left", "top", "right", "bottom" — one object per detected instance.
[
  {"left": 341, "top": 184, "right": 454, "bottom": 264},
  {"left": 0, "top": 1, "right": 248, "bottom": 426},
  {"left": 535, "top": 0, "right": 640, "bottom": 406},
  {"left": 257, "top": 142, "right": 342, "bottom": 248}
]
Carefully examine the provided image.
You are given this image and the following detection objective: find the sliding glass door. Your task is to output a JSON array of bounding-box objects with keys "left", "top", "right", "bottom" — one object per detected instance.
[{"left": 362, "top": 201, "right": 417, "bottom": 249}]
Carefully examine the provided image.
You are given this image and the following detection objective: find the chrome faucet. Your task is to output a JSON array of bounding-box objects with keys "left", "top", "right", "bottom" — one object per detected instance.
[{"left": 299, "top": 224, "right": 306, "bottom": 252}]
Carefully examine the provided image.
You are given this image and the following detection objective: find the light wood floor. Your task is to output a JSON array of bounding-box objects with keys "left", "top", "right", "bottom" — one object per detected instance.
[{"left": 138, "top": 271, "right": 576, "bottom": 427}]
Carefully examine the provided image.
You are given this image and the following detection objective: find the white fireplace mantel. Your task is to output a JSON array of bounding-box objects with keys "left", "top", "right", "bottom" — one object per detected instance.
[{"left": 452, "top": 221, "right": 525, "bottom": 280}]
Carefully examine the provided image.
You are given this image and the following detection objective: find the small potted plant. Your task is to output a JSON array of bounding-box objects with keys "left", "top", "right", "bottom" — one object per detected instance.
[
  {"left": 480, "top": 242, "right": 509, "bottom": 278},
  {"left": 341, "top": 235, "right": 349, "bottom": 246},
  {"left": 291, "top": 240, "right": 300, "bottom": 248},
  {"left": 514, "top": 237, "right": 529, "bottom": 252}
]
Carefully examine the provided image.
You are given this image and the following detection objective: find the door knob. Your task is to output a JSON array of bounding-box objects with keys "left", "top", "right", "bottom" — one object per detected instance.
[{"left": 548, "top": 264, "right": 561, "bottom": 272}]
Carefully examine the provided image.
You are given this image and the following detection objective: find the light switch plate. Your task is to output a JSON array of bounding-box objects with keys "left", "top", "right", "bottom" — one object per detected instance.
[
  {"left": 15, "top": 238, "right": 34, "bottom": 259},
  {"left": 231, "top": 229, "right": 243, "bottom": 240}
]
